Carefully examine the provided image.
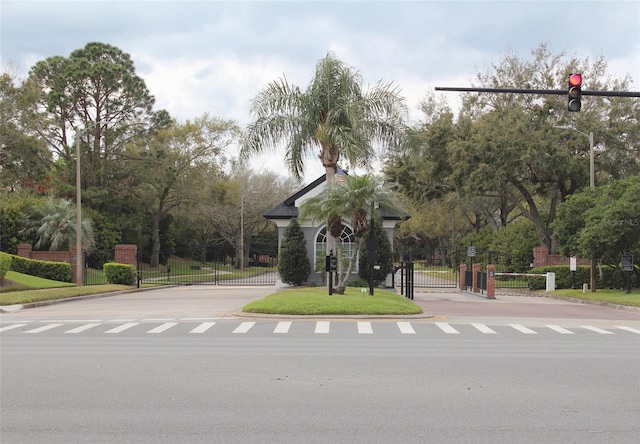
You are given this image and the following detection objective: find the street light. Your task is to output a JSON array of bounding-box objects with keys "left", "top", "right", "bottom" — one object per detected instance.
[
  {"left": 75, "top": 121, "right": 107, "bottom": 286},
  {"left": 553, "top": 125, "right": 596, "bottom": 292}
]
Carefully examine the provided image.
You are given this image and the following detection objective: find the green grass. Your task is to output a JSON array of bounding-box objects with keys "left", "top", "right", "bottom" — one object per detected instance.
[
  {"left": 550, "top": 288, "right": 640, "bottom": 307},
  {"left": 0, "top": 271, "right": 131, "bottom": 305},
  {"left": 242, "top": 287, "right": 423, "bottom": 315}
]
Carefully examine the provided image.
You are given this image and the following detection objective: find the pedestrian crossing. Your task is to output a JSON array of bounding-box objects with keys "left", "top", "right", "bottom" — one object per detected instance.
[{"left": 1, "top": 320, "right": 639, "bottom": 337}]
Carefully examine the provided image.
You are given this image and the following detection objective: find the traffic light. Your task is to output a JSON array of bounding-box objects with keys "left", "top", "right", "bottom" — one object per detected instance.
[{"left": 567, "top": 73, "right": 582, "bottom": 112}]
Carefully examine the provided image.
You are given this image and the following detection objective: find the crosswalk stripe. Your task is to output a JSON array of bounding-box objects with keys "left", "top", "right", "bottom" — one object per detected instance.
[
  {"left": 315, "top": 321, "right": 330, "bottom": 334},
  {"left": 65, "top": 323, "right": 101, "bottom": 334},
  {"left": 274, "top": 321, "right": 292, "bottom": 334},
  {"left": 581, "top": 326, "right": 614, "bottom": 335},
  {"left": 616, "top": 326, "right": 640, "bottom": 334},
  {"left": 105, "top": 322, "right": 139, "bottom": 334},
  {"left": 397, "top": 322, "right": 416, "bottom": 334},
  {"left": 358, "top": 322, "right": 373, "bottom": 334},
  {"left": 25, "top": 323, "right": 63, "bottom": 334},
  {"left": 436, "top": 322, "right": 460, "bottom": 334},
  {"left": 147, "top": 322, "right": 178, "bottom": 334},
  {"left": 471, "top": 323, "right": 497, "bottom": 334},
  {"left": 546, "top": 325, "right": 574, "bottom": 334},
  {"left": 233, "top": 322, "right": 255, "bottom": 334},
  {"left": 0, "top": 324, "right": 27, "bottom": 333},
  {"left": 509, "top": 324, "right": 537, "bottom": 334},
  {"left": 189, "top": 322, "right": 216, "bottom": 334}
]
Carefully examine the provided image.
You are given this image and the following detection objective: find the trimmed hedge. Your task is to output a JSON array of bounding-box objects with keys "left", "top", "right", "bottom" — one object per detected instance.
[
  {"left": 528, "top": 265, "right": 639, "bottom": 290},
  {"left": 104, "top": 262, "right": 136, "bottom": 286},
  {"left": 0, "top": 252, "right": 12, "bottom": 279},
  {"left": 9, "top": 255, "right": 72, "bottom": 282}
]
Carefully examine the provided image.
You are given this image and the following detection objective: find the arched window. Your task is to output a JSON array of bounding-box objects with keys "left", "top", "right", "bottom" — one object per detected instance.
[{"left": 314, "top": 224, "right": 358, "bottom": 273}]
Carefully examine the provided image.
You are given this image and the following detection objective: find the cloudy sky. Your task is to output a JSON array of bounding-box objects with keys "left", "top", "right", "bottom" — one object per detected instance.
[{"left": 2, "top": 0, "right": 639, "bottom": 183}]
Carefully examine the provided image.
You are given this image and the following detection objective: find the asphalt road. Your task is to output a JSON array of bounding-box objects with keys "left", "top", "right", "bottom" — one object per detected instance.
[{"left": 1, "top": 286, "right": 639, "bottom": 443}]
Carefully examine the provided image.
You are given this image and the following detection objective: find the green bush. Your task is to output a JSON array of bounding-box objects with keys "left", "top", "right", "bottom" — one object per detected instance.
[
  {"left": 278, "top": 219, "right": 311, "bottom": 286},
  {"left": 9, "top": 255, "right": 72, "bottom": 282},
  {"left": 103, "top": 262, "right": 136, "bottom": 285},
  {"left": 528, "top": 265, "right": 636, "bottom": 290},
  {"left": 0, "top": 252, "right": 13, "bottom": 279}
]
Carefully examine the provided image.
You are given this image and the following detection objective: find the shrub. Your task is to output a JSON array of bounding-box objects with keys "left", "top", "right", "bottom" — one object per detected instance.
[
  {"left": 9, "top": 255, "right": 72, "bottom": 282},
  {"left": 278, "top": 218, "right": 311, "bottom": 286},
  {"left": 103, "top": 262, "right": 136, "bottom": 285},
  {"left": 0, "top": 252, "right": 12, "bottom": 279},
  {"left": 528, "top": 265, "right": 636, "bottom": 290},
  {"left": 358, "top": 215, "right": 393, "bottom": 286}
]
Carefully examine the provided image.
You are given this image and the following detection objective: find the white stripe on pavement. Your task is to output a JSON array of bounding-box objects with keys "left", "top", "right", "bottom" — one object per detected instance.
[
  {"left": 581, "top": 326, "right": 614, "bottom": 335},
  {"left": 509, "top": 324, "right": 537, "bottom": 334},
  {"left": 471, "top": 323, "right": 497, "bottom": 334},
  {"left": 546, "top": 325, "right": 574, "bottom": 334},
  {"left": 189, "top": 322, "right": 216, "bottom": 334},
  {"left": 232, "top": 322, "right": 255, "bottom": 334},
  {"left": 105, "top": 323, "right": 139, "bottom": 334},
  {"left": 25, "top": 323, "right": 63, "bottom": 334},
  {"left": 436, "top": 322, "right": 460, "bottom": 334},
  {"left": 616, "top": 326, "right": 640, "bottom": 334},
  {"left": 65, "top": 323, "right": 101, "bottom": 334},
  {"left": 274, "top": 321, "right": 292, "bottom": 334},
  {"left": 397, "top": 322, "right": 416, "bottom": 334},
  {"left": 357, "top": 322, "right": 373, "bottom": 334},
  {"left": 0, "top": 324, "right": 27, "bottom": 333},
  {"left": 147, "top": 322, "right": 178, "bottom": 334},
  {"left": 315, "top": 321, "right": 330, "bottom": 334}
]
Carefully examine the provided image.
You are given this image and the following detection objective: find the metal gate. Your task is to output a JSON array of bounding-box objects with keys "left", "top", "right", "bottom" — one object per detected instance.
[
  {"left": 136, "top": 249, "right": 278, "bottom": 286},
  {"left": 396, "top": 248, "right": 460, "bottom": 288}
]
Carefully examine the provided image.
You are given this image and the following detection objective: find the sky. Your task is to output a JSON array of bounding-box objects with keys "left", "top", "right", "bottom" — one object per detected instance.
[{"left": 2, "top": 0, "right": 639, "bottom": 184}]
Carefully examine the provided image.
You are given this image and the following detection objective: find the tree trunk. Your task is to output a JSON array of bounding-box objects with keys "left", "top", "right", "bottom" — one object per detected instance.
[{"left": 325, "top": 165, "right": 336, "bottom": 287}]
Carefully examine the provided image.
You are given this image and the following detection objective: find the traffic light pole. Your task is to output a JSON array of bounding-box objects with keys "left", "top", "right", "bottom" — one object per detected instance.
[{"left": 434, "top": 87, "right": 640, "bottom": 97}]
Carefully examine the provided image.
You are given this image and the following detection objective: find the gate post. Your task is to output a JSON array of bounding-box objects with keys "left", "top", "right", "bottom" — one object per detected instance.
[
  {"left": 472, "top": 263, "right": 481, "bottom": 293},
  {"left": 486, "top": 264, "right": 496, "bottom": 299},
  {"left": 459, "top": 264, "right": 467, "bottom": 290}
]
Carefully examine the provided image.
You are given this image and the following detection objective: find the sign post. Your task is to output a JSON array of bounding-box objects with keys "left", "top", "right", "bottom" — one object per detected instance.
[
  {"left": 570, "top": 256, "right": 577, "bottom": 289},
  {"left": 622, "top": 253, "right": 633, "bottom": 294}
]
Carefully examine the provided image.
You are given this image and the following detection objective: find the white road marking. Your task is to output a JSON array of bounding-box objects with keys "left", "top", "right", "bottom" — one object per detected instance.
[
  {"left": 105, "top": 323, "right": 139, "bottom": 334},
  {"left": 65, "top": 323, "right": 101, "bottom": 334},
  {"left": 189, "top": 322, "right": 216, "bottom": 333},
  {"left": 436, "top": 322, "right": 460, "bottom": 334},
  {"left": 546, "top": 325, "right": 574, "bottom": 334},
  {"left": 471, "top": 323, "right": 497, "bottom": 334},
  {"left": 25, "top": 323, "right": 63, "bottom": 334},
  {"left": 616, "top": 326, "right": 640, "bottom": 334},
  {"left": 0, "top": 324, "right": 27, "bottom": 333},
  {"left": 232, "top": 322, "right": 255, "bottom": 334},
  {"left": 357, "top": 322, "right": 373, "bottom": 334},
  {"left": 147, "top": 322, "right": 178, "bottom": 334},
  {"left": 397, "top": 322, "right": 416, "bottom": 334},
  {"left": 273, "top": 321, "right": 292, "bottom": 334},
  {"left": 509, "top": 324, "right": 537, "bottom": 334},
  {"left": 581, "top": 326, "right": 614, "bottom": 335},
  {"left": 315, "top": 321, "right": 330, "bottom": 334}
]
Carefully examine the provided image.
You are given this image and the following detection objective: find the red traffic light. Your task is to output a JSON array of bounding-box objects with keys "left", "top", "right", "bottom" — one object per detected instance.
[{"left": 569, "top": 73, "right": 582, "bottom": 87}]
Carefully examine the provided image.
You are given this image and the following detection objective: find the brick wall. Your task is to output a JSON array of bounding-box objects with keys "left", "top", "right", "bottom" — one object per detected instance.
[{"left": 533, "top": 246, "right": 590, "bottom": 267}]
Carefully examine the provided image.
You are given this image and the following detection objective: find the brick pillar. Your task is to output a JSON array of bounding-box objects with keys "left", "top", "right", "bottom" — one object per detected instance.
[
  {"left": 486, "top": 264, "right": 496, "bottom": 299},
  {"left": 459, "top": 264, "right": 467, "bottom": 290},
  {"left": 17, "top": 244, "right": 32, "bottom": 258},
  {"left": 533, "top": 246, "right": 548, "bottom": 268},
  {"left": 115, "top": 244, "right": 137, "bottom": 268},
  {"left": 472, "top": 263, "right": 481, "bottom": 293}
]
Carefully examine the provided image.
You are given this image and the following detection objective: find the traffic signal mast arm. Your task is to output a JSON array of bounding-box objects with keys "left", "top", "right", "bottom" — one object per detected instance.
[{"left": 434, "top": 87, "right": 640, "bottom": 97}]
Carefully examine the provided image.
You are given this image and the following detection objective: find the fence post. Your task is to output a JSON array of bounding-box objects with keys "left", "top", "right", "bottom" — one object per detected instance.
[
  {"left": 459, "top": 264, "right": 467, "bottom": 290},
  {"left": 472, "top": 263, "right": 481, "bottom": 293}
]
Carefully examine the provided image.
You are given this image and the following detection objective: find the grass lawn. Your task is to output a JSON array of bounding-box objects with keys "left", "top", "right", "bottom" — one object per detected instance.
[
  {"left": 550, "top": 288, "right": 640, "bottom": 307},
  {"left": 242, "top": 287, "right": 423, "bottom": 316},
  {"left": 0, "top": 271, "right": 132, "bottom": 306}
]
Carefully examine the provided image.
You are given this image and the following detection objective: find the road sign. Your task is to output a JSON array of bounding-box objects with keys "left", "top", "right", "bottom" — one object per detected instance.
[
  {"left": 621, "top": 253, "right": 633, "bottom": 272},
  {"left": 467, "top": 246, "right": 476, "bottom": 257},
  {"left": 570, "top": 256, "right": 577, "bottom": 271}
]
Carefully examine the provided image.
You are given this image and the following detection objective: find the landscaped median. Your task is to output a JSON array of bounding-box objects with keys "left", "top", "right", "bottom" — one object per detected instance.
[
  {"left": 242, "top": 287, "right": 424, "bottom": 316},
  {"left": 549, "top": 288, "right": 640, "bottom": 308}
]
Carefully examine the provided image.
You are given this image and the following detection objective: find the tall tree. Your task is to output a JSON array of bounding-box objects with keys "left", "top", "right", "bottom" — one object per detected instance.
[{"left": 241, "top": 52, "right": 408, "bottom": 264}]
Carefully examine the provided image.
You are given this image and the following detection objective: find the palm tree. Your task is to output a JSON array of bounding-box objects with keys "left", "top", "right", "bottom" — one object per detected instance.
[
  {"left": 21, "top": 196, "right": 95, "bottom": 252},
  {"left": 299, "top": 174, "right": 404, "bottom": 294},
  {"left": 241, "top": 51, "right": 407, "bottom": 266}
]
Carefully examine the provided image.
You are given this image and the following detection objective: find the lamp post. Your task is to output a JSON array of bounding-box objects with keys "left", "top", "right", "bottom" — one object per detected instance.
[
  {"left": 554, "top": 125, "right": 596, "bottom": 292},
  {"left": 75, "top": 121, "right": 107, "bottom": 286}
]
